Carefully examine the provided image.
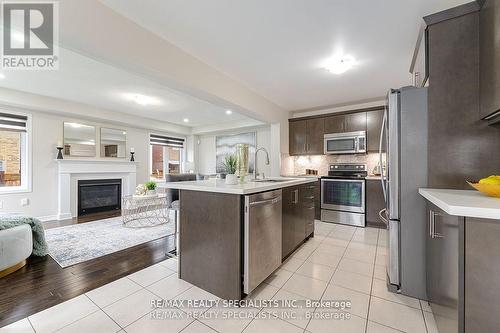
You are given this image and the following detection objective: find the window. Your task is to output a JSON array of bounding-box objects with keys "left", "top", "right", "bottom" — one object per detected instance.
[
  {"left": 0, "top": 111, "right": 31, "bottom": 193},
  {"left": 149, "top": 134, "right": 184, "bottom": 180}
]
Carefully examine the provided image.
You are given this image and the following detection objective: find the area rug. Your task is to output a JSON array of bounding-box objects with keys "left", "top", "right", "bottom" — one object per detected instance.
[{"left": 45, "top": 215, "right": 174, "bottom": 268}]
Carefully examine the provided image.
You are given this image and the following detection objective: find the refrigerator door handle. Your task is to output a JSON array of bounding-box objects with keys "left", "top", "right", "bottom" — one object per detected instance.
[
  {"left": 379, "top": 108, "right": 388, "bottom": 203},
  {"left": 378, "top": 208, "right": 388, "bottom": 226}
]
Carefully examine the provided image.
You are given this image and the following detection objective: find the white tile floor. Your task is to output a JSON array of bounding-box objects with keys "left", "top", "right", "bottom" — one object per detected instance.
[{"left": 0, "top": 221, "right": 438, "bottom": 333}]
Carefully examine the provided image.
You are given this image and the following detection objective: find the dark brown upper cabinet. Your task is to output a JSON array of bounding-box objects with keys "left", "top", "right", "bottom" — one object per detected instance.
[
  {"left": 324, "top": 114, "right": 345, "bottom": 133},
  {"left": 305, "top": 118, "right": 324, "bottom": 155},
  {"left": 289, "top": 120, "right": 307, "bottom": 155},
  {"left": 366, "top": 109, "right": 385, "bottom": 152},
  {"left": 480, "top": 0, "right": 500, "bottom": 121},
  {"left": 345, "top": 112, "right": 367, "bottom": 132},
  {"left": 289, "top": 118, "right": 324, "bottom": 156},
  {"left": 324, "top": 112, "right": 366, "bottom": 134}
]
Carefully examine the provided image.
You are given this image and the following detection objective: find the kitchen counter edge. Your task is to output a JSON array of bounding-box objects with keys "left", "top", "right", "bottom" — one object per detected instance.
[
  {"left": 159, "top": 178, "right": 318, "bottom": 195},
  {"left": 418, "top": 188, "right": 500, "bottom": 220}
]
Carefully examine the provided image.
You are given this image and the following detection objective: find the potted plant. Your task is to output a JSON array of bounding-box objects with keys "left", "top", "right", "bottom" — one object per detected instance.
[
  {"left": 223, "top": 154, "right": 238, "bottom": 185},
  {"left": 145, "top": 181, "right": 158, "bottom": 196}
]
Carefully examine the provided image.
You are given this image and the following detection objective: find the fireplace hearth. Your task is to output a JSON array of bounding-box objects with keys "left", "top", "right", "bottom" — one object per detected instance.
[{"left": 78, "top": 179, "right": 122, "bottom": 216}]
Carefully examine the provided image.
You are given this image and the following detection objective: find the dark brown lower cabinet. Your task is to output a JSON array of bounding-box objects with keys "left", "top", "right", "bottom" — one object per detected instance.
[
  {"left": 464, "top": 217, "right": 500, "bottom": 332},
  {"left": 425, "top": 202, "right": 500, "bottom": 333},
  {"left": 426, "top": 203, "right": 463, "bottom": 333},
  {"left": 282, "top": 183, "right": 316, "bottom": 259},
  {"left": 366, "top": 180, "right": 385, "bottom": 228}
]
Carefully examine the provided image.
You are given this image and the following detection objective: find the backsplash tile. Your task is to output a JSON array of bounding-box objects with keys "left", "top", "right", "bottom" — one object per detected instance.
[{"left": 290, "top": 153, "right": 383, "bottom": 176}]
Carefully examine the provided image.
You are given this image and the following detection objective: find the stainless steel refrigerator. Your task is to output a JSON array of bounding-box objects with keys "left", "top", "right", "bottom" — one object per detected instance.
[{"left": 379, "top": 86, "right": 428, "bottom": 299}]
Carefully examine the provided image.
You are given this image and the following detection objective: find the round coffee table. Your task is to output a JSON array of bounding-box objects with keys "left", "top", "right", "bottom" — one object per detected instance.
[{"left": 122, "top": 194, "right": 170, "bottom": 227}]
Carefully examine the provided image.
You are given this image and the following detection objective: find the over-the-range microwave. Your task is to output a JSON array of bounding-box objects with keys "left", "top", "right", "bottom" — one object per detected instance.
[{"left": 324, "top": 131, "right": 366, "bottom": 154}]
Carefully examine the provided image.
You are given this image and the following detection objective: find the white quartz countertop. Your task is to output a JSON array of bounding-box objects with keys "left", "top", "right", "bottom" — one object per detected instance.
[
  {"left": 365, "top": 175, "right": 383, "bottom": 180},
  {"left": 419, "top": 188, "right": 500, "bottom": 220},
  {"left": 159, "top": 177, "right": 318, "bottom": 195}
]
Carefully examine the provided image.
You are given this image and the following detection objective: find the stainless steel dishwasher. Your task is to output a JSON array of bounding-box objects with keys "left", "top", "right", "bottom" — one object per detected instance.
[{"left": 243, "top": 189, "right": 282, "bottom": 294}]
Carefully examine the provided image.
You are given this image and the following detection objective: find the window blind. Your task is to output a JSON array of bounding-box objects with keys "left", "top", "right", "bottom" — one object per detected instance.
[
  {"left": 0, "top": 112, "right": 27, "bottom": 132},
  {"left": 150, "top": 134, "right": 184, "bottom": 148}
]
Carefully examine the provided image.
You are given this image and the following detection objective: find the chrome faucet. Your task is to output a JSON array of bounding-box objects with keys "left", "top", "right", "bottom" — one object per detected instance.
[{"left": 253, "top": 147, "right": 270, "bottom": 180}]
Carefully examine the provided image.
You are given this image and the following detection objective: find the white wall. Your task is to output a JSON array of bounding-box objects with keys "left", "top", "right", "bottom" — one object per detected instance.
[
  {"left": 196, "top": 126, "right": 272, "bottom": 177},
  {"left": 0, "top": 109, "right": 183, "bottom": 220}
]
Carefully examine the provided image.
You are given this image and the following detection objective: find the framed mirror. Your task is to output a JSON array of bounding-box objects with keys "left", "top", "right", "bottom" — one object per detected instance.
[
  {"left": 100, "top": 128, "right": 127, "bottom": 158},
  {"left": 63, "top": 122, "right": 96, "bottom": 157}
]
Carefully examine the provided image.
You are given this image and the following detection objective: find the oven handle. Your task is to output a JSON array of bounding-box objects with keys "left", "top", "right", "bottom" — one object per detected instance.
[{"left": 321, "top": 178, "right": 365, "bottom": 184}]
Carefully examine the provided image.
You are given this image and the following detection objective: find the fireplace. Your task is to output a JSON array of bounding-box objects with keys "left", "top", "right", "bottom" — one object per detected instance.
[{"left": 78, "top": 179, "right": 122, "bottom": 216}]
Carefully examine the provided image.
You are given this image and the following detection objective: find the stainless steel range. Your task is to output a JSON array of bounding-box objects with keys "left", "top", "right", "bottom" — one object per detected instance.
[{"left": 321, "top": 163, "right": 367, "bottom": 227}]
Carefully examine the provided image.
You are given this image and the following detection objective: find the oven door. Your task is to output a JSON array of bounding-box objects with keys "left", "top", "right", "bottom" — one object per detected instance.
[
  {"left": 324, "top": 136, "right": 357, "bottom": 154},
  {"left": 321, "top": 178, "right": 365, "bottom": 213}
]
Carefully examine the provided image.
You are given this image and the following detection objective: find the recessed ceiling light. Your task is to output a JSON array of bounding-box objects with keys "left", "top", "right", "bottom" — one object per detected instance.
[
  {"left": 0, "top": 73, "right": 5, "bottom": 79},
  {"left": 183, "top": 118, "right": 189, "bottom": 123},
  {"left": 321, "top": 55, "right": 356, "bottom": 74},
  {"left": 225, "top": 110, "right": 233, "bottom": 115},
  {"left": 124, "top": 93, "right": 161, "bottom": 106}
]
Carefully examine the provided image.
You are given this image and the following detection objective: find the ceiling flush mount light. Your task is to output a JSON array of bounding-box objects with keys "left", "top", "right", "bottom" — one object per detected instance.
[
  {"left": 322, "top": 55, "right": 356, "bottom": 74},
  {"left": 124, "top": 93, "right": 161, "bottom": 106},
  {"left": 225, "top": 110, "right": 233, "bottom": 115},
  {"left": 183, "top": 118, "right": 189, "bottom": 123}
]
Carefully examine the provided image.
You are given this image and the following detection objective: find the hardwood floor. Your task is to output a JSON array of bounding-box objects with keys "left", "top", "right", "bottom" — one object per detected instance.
[
  {"left": 42, "top": 210, "right": 122, "bottom": 229},
  {"left": 0, "top": 234, "right": 175, "bottom": 327}
]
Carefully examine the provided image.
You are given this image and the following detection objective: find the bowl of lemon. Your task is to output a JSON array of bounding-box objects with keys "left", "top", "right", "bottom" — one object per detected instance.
[{"left": 467, "top": 175, "right": 500, "bottom": 198}]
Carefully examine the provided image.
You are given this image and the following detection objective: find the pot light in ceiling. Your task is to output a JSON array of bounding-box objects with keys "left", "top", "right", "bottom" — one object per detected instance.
[
  {"left": 183, "top": 118, "right": 189, "bottom": 123},
  {"left": 225, "top": 110, "right": 233, "bottom": 115},
  {"left": 0, "top": 73, "right": 5, "bottom": 79},
  {"left": 321, "top": 55, "right": 356, "bottom": 74},
  {"left": 124, "top": 93, "right": 161, "bottom": 106}
]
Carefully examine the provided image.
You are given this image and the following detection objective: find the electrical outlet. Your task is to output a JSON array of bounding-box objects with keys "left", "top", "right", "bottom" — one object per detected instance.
[{"left": 20, "top": 198, "right": 29, "bottom": 207}]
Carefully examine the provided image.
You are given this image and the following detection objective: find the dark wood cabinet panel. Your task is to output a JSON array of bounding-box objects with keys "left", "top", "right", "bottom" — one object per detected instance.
[
  {"left": 282, "top": 186, "right": 297, "bottom": 258},
  {"left": 465, "top": 217, "right": 500, "bottom": 333},
  {"left": 289, "top": 120, "right": 307, "bottom": 155},
  {"left": 289, "top": 119, "right": 324, "bottom": 156},
  {"left": 366, "top": 180, "right": 385, "bottom": 228},
  {"left": 426, "top": 204, "right": 463, "bottom": 333},
  {"left": 366, "top": 110, "right": 385, "bottom": 152},
  {"left": 306, "top": 118, "right": 324, "bottom": 155},
  {"left": 300, "top": 183, "right": 316, "bottom": 239},
  {"left": 427, "top": 11, "right": 500, "bottom": 189},
  {"left": 282, "top": 183, "right": 316, "bottom": 259},
  {"left": 345, "top": 112, "right": 367, "bottom": 132},
  {"left": 479, "top": 0, "right": 500, "bottom": 119},
  {"left": 324, "top": 115, "right": 345, "bottom": 134},
  {"left": 180, "top": 190, "right": 242, "bottom": 300}
]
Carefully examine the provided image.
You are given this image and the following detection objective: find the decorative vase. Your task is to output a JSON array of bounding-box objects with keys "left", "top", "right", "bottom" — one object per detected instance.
[
  {"left": 225, "top": 174, "right": 238, "bottom": 185},
  {"left": 236, "top": 143, "right": 249, "bottom": 183},
  {"left": 147, "top": 189, "right": 157, "bottom": 196}
]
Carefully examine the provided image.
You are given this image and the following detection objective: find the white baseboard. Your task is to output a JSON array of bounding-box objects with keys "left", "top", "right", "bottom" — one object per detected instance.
[
  {"left": 38, "top": 215, "right": 58, "bottom": 222},
  {"left": 38, "top": 213, "right": 72, "bottom": 222}
]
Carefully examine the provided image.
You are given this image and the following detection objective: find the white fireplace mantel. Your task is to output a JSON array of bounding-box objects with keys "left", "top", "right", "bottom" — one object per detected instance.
[{"left": 56, "top": 159, "right": 137, "bottom": 220}]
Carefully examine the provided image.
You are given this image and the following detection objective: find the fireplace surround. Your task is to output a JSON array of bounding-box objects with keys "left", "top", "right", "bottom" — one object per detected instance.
[{"left": 56, "top": 159, "right": 137, "bottom": 220}]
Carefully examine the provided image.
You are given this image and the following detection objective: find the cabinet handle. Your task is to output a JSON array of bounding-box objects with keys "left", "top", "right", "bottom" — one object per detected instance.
[
  {"left": 305, "top": 196, "right": 315, "bottom": 199},
  {"left": 429, "top": 210, "right": 444, "bottom": 239},
  {"left": 291, "top": 190, "right": 299, "bottom": 204}
]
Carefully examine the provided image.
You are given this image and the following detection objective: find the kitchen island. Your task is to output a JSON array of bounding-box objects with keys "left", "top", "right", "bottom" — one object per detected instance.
[{"left": 160, "top": 177, "right": 318, "bottom": 300}]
